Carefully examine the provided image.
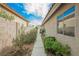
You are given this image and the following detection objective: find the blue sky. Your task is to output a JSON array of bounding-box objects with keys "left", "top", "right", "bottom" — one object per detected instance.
[{"left": 7, "top": 3, "right": 52, "bottom": 25}]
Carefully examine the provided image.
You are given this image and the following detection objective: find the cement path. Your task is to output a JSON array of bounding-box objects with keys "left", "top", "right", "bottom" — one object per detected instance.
[{"left": 31, "top": 27, "right": 46, "bottom": 56}]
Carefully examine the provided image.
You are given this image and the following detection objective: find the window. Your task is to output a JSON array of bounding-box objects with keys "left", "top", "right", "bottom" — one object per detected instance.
[
  {"left": 64, "top": 18, "right": 75, "bottom": 36},
  {"left": 57, "top": 21, "right": 64, "bottom": 34},
  {"left": 57, "top": 6, "right": 76, "bottom": 36}
]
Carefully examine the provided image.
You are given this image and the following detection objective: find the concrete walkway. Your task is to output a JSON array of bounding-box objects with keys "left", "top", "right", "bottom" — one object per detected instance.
[{"left": 31, "top": 27, "right": 46, "bottom": 56}]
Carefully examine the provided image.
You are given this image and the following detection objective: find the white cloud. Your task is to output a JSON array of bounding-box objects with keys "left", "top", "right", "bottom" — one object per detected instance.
[
  {"left": 23, "top": 3, "right": 51, "bottom": 25},
  {"left": 29, "top": 19, "right": 42, "bottom": 26},
  {"left": 24, "top": 3, "right": 50, "bottom": 18}
]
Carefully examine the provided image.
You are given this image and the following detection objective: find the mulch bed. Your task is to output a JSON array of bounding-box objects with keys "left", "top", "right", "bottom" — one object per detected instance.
[{"left": 0, "top": 43, "right": 34, "bottom": 56}]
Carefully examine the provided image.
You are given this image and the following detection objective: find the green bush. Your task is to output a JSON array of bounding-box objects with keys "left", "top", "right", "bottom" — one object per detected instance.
[
  {"left": 44, "top": 37, "right": 56, "bottom": 41},
  {"left": 44, "top": 37, "right": 56, "bottom": 49},
  {"left": 60, "top": 45, "right": 71, "bottom": 56},
  {"left": 44, "top": 37, "right": 71, "bottom": 56}
]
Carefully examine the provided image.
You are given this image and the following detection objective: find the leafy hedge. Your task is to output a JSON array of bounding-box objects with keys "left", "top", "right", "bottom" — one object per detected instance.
[{"left": 44, "top": 37, "right": 71, "bottom": 56}]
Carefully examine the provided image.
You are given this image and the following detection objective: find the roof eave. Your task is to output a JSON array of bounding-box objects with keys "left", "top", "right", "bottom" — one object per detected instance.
[
  {"left": 0, "top": 3, "right": 29, "bottom": 23},
  {"left": 42, "top": 3, "right": 61, "bottom": 26}
]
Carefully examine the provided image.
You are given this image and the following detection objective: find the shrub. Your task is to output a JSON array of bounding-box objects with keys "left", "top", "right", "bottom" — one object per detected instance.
[
  {"left": 0, "top": 28, "right": 37, "bottom": 56},
  {"left": 44, "top": 37, "right": 56, "bottom": 41},
  {"left": 44, "top": 36, "right": 71, "bottom": 56},
  {"left": 44, "top": 37, "right": 56, "bottom": 49},
  {"left": 44, "top": 37, "right": 57, "bottom": 55},
  {"left": 60, "top": 45, "right": 71, "bottom": 56},
  {"left": 22, "top": 28, "right": 37, "bottom": 44},
  {"left": 13, "top": 28, "right": 37, "bottom": 47}
]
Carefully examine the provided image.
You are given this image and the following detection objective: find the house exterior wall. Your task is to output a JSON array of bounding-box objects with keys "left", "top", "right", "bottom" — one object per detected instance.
[{"left": 43, "top": 3, "right": 79, "bottom": 55}]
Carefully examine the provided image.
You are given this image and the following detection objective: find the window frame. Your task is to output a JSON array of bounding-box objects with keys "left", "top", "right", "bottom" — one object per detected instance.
[{"left": 57, "top": 6, "right": 76, "bottom": 37}]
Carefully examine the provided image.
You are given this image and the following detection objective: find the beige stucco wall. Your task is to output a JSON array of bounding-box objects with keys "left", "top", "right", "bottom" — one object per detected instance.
[
  {"left": 43, "top": 3, "right": 79, "bottom": 55},
  {"left": 0, "top": 17, "right": 17, "bottom": 50},
  {"left": 0, "top": 5, "right": 25, "bottom": 51}
]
